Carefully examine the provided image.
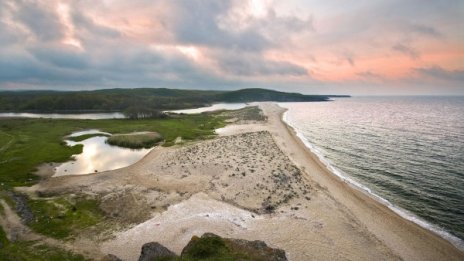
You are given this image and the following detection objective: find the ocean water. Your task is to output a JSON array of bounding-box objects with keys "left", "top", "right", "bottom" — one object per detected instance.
[{"left": 280, "top": 97, "right": 464, "bottom": 249}]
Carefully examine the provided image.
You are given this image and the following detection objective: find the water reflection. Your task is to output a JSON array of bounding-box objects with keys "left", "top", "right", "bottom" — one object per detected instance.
[
  {"left": 167, "top": 103, "right": 248, "bottom": 114},
  {"left": 0, "top": 112, "right": 125, "bottom": 119},
  {"left": 54, "top": 131, "right": 152, "bottom": 176},
  {"left": 68, "top": 129, "right": 111, "bottom": 137}
]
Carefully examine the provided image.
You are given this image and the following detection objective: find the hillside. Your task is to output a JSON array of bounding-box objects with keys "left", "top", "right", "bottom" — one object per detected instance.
[{"left": 0, "top": 88, "right": 349, "bottom": 112}]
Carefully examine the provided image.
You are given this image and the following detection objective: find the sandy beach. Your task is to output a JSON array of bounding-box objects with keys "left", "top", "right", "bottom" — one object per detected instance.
[{"left": 21, "top": 103, "right": 463, "bottom": 261}]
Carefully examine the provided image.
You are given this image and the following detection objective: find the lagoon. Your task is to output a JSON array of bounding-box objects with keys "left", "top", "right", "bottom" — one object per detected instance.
[
  {"left": 54, "top": 130, "right": 152, "bottom": 176},
  {"left": 0, "top": 112, "right": 125, "bottom": 119}
]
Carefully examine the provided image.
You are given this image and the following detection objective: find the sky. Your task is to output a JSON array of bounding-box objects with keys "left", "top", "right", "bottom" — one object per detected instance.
[{"left": 0, "top": 0, "right": 463, "bottom": 95}]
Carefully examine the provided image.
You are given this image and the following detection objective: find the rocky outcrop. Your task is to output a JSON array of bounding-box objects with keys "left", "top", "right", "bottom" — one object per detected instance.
[
  {"left": 106, "top": 232, "right": 288, "bottom": 261},
  {"left": 138, "top": 242, "right": 177, "bottom": 261},
  {"left": 182, "top": 233, "right": 287, "bottom": 261},
  {"left": 100, "top": 254, "right": 122, "bottom": 261}
]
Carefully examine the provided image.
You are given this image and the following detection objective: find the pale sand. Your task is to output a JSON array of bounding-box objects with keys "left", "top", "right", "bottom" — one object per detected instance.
[
  {"left": 22, "top": 103, "right": 463, "bottom": 261},
  {"left": 259, "top": 103, "right": 463, "bottom": 260}
]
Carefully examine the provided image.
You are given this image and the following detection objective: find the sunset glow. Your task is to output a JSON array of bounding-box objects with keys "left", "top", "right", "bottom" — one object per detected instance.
[{"left": 0, "top": 0, "right": 462, "bottom": 94}]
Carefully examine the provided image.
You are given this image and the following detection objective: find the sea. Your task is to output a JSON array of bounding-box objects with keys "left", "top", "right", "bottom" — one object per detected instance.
[{"left": 280, "top": 96, "right": 464, "bottom": 250}]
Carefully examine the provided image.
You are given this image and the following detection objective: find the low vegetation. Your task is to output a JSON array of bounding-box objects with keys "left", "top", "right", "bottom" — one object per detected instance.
[
  {"left": 26, "top": 196, "right": 103, "bottom": 239},
  {"left": 132, "top": 233, "right": 287, "bottom": 261},
  {"left": 218, "top": 106, "right": 267, "bottom": 122},
  {"left": 66, "top": 133, "right": 110, "bottom": 142},
  {"left": 0, "top": 227, "right": 88, "bottom": 261},
  {"left": 106, "top": 132, "right": 163, "bottom": 149},
  {"left": 0, "top": 88, "right": 343, "bottom": 112},
  {"left": 0, "top": 106, "right": 280, "bottom": 260},
  {"left": 0, "top": 113, "right": 224, "bottom": 188}
]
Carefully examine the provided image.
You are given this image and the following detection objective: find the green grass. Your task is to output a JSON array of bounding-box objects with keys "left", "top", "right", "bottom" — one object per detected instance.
[
  {"left": 66, "top": 133, "right": 110, "bottom": 142},
  {"left": 0, "top": 239, "right": 89, "bottom": 261},
  {"left": 218, "top": 106, "right": 266, "bottom": 122},
  {"left": 26, "top": 197, "right": 103, "bottom": 239},
  {"left": 0, "top": 113, "right": 225, "bottom": 188},
  {"left": 106, "top": 132, "right": 163, "bottom": 149},
  {"left": 155, "top": 234, "right": 262, "bottom": 261},
  {"left": 1, "top": 225, "right": 88, "bottom": 260},
  {"left": 0, "top": 131, "right": 14, "bottom": 152},
  {"left": 181, "top": 235, "right": 234, "bottom": 261}
]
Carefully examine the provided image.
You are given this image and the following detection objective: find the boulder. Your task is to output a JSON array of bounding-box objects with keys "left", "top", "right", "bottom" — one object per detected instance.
[
  {"left": 100, "top": 254, "right": 122, "bottom": 261},
  {"left": 138, "top": 242, "right": 177, "bottom": 261},
  {"left": 181, "top": 233, "right": 287, "bottom": 261}
]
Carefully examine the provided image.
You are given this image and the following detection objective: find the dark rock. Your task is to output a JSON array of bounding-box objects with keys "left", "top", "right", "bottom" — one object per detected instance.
[
  {"left": 138, "top": 242, "right": 177, "bottom": 261},
  {"left": 100, "top": 254, "right": 122, "bottom": 261},
  {"left": 225, "top": 237, "right": 288, "bottom": 261}
]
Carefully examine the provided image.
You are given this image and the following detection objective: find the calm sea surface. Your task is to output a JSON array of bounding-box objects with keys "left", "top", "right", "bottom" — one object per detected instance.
[{"left": 280, "top": 97, "right": 464, "bottom": 249}]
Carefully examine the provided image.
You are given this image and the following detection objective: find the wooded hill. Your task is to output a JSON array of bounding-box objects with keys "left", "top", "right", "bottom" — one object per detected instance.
[{"left": 0, "top": 88, "right": 349, "bottom": 112}]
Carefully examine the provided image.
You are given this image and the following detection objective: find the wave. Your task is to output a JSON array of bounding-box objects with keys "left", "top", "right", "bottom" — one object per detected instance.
[{"left": 281, "top": 109, "right": 464, "bottom": 251}]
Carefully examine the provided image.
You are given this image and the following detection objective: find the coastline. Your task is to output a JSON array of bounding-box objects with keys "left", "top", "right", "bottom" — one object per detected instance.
[
  {"left": 266, "top": 102, "right": 464, "bottom": 260},
  {"left": 18, "top": 102, "right": 463, "bottom": 260},
  {"left": 281, "top": 107, "right": 464, "bottom": 251}
]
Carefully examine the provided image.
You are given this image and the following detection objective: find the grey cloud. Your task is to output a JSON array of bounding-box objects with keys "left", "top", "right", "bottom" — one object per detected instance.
[
  {"left": 415, "top": 66, "right": 464, "bottom": 82},
  {"left": 342, "top": 51, "right": 355, "bottom": 66},
  {"left": 357, "top": 71, "right": 385, "bottom": 81},
  {"left": 0, "top": 41, "right": 235, "bottom": 89},
  {"left": 29, "top": 45, "right": 89, "bottom": 69},
  {"left": 214, "top": 51, "right": 307, "bottom": 77},
  {"left": 71, "top": 12, "right": 121, "bottom": 40},
  {"left": 14, "top": 0, "right": 64, "bottom": 41},
  {"left": 168, "top": 0, "right": 271, "bottom": 51},
  {"left": 409, "top": 24, "right": 442, "bottom": 38},
  {"left": 392, "top": 43, "right": 420, "bottom": 59}
]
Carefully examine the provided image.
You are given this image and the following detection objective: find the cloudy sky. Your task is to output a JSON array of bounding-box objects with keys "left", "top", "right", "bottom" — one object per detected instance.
[{"left": 0, "top": 0, "right": 463, "bottom": 94}]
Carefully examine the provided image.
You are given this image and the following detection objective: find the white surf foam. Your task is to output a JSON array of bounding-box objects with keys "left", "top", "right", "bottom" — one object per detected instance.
[{"left": 281, "top": 108, "right": 464, "bottom": 251}]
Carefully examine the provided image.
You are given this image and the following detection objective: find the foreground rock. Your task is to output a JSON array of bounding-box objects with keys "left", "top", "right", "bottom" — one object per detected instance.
[
  {"left": 181, "top": 233, "right": 287, "bottom": 261},
  {"left": 138, "top": 242, "right": 176, "bottom": 261},
  {"left": 119, "top": 233, "right": 288, "bottom": 261}
]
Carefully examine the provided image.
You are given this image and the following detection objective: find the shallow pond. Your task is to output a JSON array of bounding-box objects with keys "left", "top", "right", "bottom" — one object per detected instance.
[
  {"left": 0, "top": 112, "right": 125, "bottom": 119},
  {"left": 167, "top": 103, "right": 248, "bottom": 114},
  {"left": 54, "top": 130, "right": 152, "bottom": 176}
]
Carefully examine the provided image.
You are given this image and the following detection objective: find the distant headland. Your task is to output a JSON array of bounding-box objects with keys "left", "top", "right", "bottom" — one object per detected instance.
[{"left": 0, "top": 88, "right": 350, "bottom": 113}]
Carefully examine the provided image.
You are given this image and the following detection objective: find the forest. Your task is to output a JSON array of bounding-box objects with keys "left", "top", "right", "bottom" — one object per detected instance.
[{"left": 0, "top": 88, "right": 348, "bottom": 113}]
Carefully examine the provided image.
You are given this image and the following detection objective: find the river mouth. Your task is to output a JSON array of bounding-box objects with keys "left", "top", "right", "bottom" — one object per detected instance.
[
  {"left": 53, "top": 130, "right": 152, "bottom": 176},
  {"left": 166, "top": 103, "right": 248, "bottom": 114}
]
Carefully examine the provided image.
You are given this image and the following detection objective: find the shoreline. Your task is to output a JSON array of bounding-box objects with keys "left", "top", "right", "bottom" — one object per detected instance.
[
  {"left": 280, "top": 106, "right": 464, "bottom": 251},
  {"left": 264, "top": 103, "right": 463, "bottom": 260},
  {"left": 19, "top": 102, "right": 463, "bottom": 260}
]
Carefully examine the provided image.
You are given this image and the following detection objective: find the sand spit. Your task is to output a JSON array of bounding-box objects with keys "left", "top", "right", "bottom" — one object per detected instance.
[{"left": 22, "top": 103, "right": 463, "bottom": 261}]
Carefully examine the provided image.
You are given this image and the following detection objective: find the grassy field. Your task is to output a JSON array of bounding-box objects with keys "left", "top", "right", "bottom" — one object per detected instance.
[
  {"left": 0, "top": 226, "right": 88, "bottom": 261},
  {"left": 106, "top": 132, "right": 163, "bottom": 149},
  {"left": 27, "top": 196, "right": 104, "bottom": 239},
  {"left": 0, "top": 113, "right": 225, "bottom": 188},
  {"left": 218, "top": 106, "right": 266, "bottom": 122},
  {"left": 0, "top": 108, "right": 259, "bottom": 260}
]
